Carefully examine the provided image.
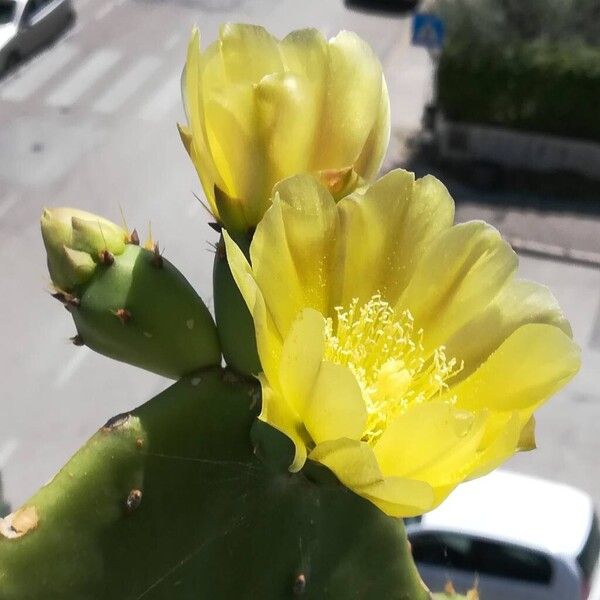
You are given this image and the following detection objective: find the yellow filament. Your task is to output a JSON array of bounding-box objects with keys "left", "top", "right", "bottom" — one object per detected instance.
[{"left": 324, "top": 294, "right": 463, "bottom": 444}]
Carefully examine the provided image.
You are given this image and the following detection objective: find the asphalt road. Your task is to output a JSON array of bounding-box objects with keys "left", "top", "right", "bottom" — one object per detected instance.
[{"left": 0, "top": 0, "right": 599, "bottom": 515}]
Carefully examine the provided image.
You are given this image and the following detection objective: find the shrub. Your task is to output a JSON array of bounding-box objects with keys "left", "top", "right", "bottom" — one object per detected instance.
[{"left": 435, "top": 0, "right": 600, "bottom": 141}]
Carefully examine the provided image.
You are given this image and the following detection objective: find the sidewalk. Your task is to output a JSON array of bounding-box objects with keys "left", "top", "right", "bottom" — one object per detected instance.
[
  {"left": 381, "top": 33, "right": 600, "bottom": 265},
  {"left": 381, "top": 35, "right": 434, "bottom": 171}
]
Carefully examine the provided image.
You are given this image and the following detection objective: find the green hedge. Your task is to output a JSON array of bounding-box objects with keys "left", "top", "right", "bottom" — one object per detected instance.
[{"left": 437, "top": 41, "right": 600, "bottom": 142}]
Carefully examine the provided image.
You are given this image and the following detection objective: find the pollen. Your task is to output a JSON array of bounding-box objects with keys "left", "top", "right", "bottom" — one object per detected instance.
[{"left": 324, "top": 294, "right": 463, "bottom": 444}]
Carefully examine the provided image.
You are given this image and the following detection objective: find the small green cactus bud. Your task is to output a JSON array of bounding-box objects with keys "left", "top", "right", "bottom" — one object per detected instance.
[
  {"left": 41, "top": 208, "right": 128, "bottom": 291},
  {"left": 41, "top": 208, "right": 221, "bottom": 377},
  {"left": 70, "top": 243, "right": 221, "bottom": 378}
]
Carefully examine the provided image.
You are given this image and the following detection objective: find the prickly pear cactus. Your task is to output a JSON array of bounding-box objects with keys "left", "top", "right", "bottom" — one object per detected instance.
[
  {"left": 0, "top": 370, "right": 431, "bottom": 599},
  {"left": 3, "top": 19, "right": 578, "bottom": 600}
]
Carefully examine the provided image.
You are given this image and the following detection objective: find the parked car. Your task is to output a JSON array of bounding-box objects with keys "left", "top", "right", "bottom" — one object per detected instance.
[
  {"left": 0, "top": 0, "right": 74, "bottom": 76},
  {"left": 345, "top": 0, "right": 420, "bottom": 12},
  {"left": 406, "top": 470, "right": 600, "bottom": 600}
]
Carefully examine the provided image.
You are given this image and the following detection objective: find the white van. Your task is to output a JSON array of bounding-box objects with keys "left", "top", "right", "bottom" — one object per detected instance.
[{"left": 406, "top": 471, "right": 600, "bottom": 600}]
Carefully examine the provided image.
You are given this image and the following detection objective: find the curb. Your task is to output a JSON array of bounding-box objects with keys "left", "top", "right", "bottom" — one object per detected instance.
[{"left": 509, "top": 237, "right": 600, "bottom": 268}]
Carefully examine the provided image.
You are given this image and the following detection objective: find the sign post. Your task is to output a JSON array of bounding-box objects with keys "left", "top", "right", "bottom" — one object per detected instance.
[
  {"left": 411, "top": 12, "right": 445, "bottom": 132},
  {"left": 411, "top": 12, "right": 445, "bottom": 52}
]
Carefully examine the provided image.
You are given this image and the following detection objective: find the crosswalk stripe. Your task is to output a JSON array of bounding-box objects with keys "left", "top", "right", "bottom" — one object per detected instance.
[
  {"left": 94, "top": 1, "right": 115, "bottom": 21},
  {"left": 163, "top": 33, "right": 182, "bottom": 51},
  {"left": 0, "top": 43, "right": 79, "bottom": 102},
  {"left": 0, "top": 439, "right": 18, "bottom": 469},
  {"left": 46, "top": 48, "right": 121, "bottom": 107},
  {"left": 92, "top": 56, "right": 162, "bottom": 114},
  {"left": 138, "top": 72, "right": 182, "bottom": 121},
  {"left": 53, "top": 346, "right": 91, "bottom": 389},
  {"left": 0, "top": 194, "right": 18, "bottom": 221}
]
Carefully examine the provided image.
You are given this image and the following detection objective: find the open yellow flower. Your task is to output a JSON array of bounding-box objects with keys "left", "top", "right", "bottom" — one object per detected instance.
[
  {"left": 179, "top": 24, "right": 389, "bottom": 232},
  {"left": 224, "top": 170, "right": 580, "bottom": 517}
]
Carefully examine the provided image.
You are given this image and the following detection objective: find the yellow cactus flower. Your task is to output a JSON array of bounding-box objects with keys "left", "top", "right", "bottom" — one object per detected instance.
[
  {"left": 179, "top": 24, "right": 390, "bottom": 232},
  {"left": 224, "top": 170, "right": 580, "bottom": 517}
]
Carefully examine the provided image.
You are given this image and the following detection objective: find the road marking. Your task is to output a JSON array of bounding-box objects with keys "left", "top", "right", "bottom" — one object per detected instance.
[
  {"left": 67, "top": 17, "right": 86, "bottom": 37},
  {"left": 94, "top": 1, "right": 115, "bottom": 21},
  {"left": 589, "top": 295, "right": 600, "bottom": 349},
  {"left": 163, "top": 33, "right": 182, "bottom": 51},
  {"left": 0, "top": 439, "right": 18, "bottom": 469},
  {"left": 0, "top": 43, "right": 79, "bottom": 102},
  {"left": 138, "top": 72, "right": 182, "bottom": 121},
  {"left": 92, "top": 56, "right": 161, "bottom": 114},
  {"left": 53, "top": 346, "right": 91, "bottom": 389},
  {"left": 0, "top": 194, "right": 18, "bottom": 221},
  {"left": 46, "top": 48, "right": 121, "bottom": 107}
]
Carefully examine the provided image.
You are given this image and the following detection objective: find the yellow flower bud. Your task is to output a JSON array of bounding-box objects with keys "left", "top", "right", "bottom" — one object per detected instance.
[
  {"left": 41, "top": 208, "right": 128, "bottom": 291},
  {"left": 180, "top": 24, "right": 390, "bottom": 232}
]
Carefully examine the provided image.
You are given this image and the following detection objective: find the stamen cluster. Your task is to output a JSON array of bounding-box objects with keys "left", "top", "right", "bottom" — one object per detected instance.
[{"left": 324, "top": 294, "right": 463, "bottom": 444}]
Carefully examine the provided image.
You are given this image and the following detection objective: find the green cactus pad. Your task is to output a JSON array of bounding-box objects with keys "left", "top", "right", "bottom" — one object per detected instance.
[
  {"left": 213, "top": 233, "right": 261, "bottom": 377},
  {"left": 70, "top": 244, "right": 221, "bottom": 378},
  {"left": 0, "top": 370, "right": 432, "bottom": 600}
]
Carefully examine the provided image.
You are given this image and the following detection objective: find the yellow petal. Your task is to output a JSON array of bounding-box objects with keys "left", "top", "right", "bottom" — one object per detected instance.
[
  {"left": 310, "top": 438, "right": 434, "bottom": 516},
  {"left": 518, "top": 415, "right": 537, "bottom": 451},
  {"left": 219, "top": 23, "right": 282, "bottom": 84},
  {"left": 452, "top": 323, "right": 581, "bottom": 412},
  {"left": 353, "top": 75, "right": 390, "bottom": 181},
  {"left": 259, "top": 376, "right": 308, "bottom": 472},
  {"left": 182, "top": 30, "right": 222, "bottom": 216},
  {"left": 250, "top": 175, "right": 338, "bottom": 336},
  {"left": 279, "top": 309, "right": 326, "bottom": 417},
  {"left": 182, "top": 28, "right": 200, "bottom": 124},
  {"left": 280, "top": 28, "right": 328, "bottom": 81},
  {"left": 409, "top": 411, "right": 488, "bottom": 487},
  {"left": 222, "top": 231, "right": 255, "bottom": 310},
  {"left": 255, "top": 72, "right": 317, "bottom": 183},
  {"left": 303, "top": 362, "right": 367, "bottom": 444},
  {"left": 362, "top": 477, "right": 435, "bottom": 517},
  {"left": 399, "top": 221, "right": 518, "bottom": 353},
  {"left": 202, "top": 30, "right": 273, "bottom": 216},
  {"left": 316, "top": 31, "right": 383, "bottom": 170},
  {"left": 177, "top": 123, "right": 193, "bottom": 156},
  {"left": 334, "top": 170, "right": 454, "bottom": 307},
  {"left": 467, "top": 412, "right": 521, "bottom": 480},
  {"left": 223, "top": 231, "right": 282, "bottom": 383},
  {"left": 373, "top": 402, "right": 478, "bottom": 478},
  {"left": 204, "top": 83, "right": 269, "bottom": 222},
  {"left": 445, "top": 278, "right": 573, "bottom": 381},
  {"left": 309, "top": 438, "right": 383, "bottom": 488}
]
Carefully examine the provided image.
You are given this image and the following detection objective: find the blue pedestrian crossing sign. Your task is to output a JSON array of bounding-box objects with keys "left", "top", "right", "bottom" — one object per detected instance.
[{"left": 412, "top": 13, "right": 445, "bottom": 50}]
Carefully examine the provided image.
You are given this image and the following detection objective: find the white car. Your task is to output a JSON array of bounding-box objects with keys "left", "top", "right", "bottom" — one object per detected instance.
[
  {"left": 406, "top": 470, "right": 600, "bottom": 600},
  {"left": 0, "top": 0, "right": 74, "bottom": 75}
]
